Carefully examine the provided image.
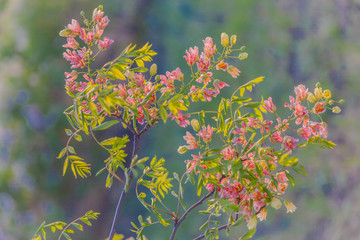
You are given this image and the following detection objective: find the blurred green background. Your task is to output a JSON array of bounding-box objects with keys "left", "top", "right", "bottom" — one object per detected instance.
[{"left": 1, "top": 0, "right": 359, "bottom": 239}]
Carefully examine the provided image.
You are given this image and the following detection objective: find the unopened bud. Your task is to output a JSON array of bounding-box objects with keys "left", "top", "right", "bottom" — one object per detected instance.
[
  {"left": 315, "top": 82, "right": 321, "bottom": 88},
  {"left": 177, "top": 146, "right": 188, "bottom": 154},
  {"left": 59, "top": 29, "right": 72, "bottom": 37},
  {"left": 238, "top": 52, "right": 248, "bottom": 60},
  {"left": 307, "top": 92, "right": 316, "bottom": 103},
  {"left": 323, "top": 89, "right": 332, "bottom": 99},
  {"left": 339, "top": 99, "right": 345, "bottom": 104},
  {"left": 150, "top": 63, "right": 157, "bottom": 76},
  {"left": 314, "top": 87, "right": 323, "bottom": 100},
  {"left": 80, "top": 11, "right": 85, "bottom": 17},
  {"left": 191, "top": 119, "right": 201, "bottom": 132},
  {"left": 332, "top": 106, "right": 341, "bottom": 114},
  {"left": 230, "top": 35, "right": 237, "bottom": 45},
  {"left": 239, "top": 46, "right": 246, "bottom": 51},
  {"left": 328, "top": 99, "right": 334, "bottom": 105},
  {"left": 221, "top": 32, "right": 229, "bottom": 47},
  {"left": 270, "top": 198, "right": 282, "bottom": 209}
]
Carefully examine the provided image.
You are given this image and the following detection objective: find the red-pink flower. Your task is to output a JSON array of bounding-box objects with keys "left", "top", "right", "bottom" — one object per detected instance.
[
  {"left": 184, "top": 132, "right": 198, "bottom": 150},
  {"left": 227, "top": 65, "right": 240, "bottom": 78},
  {"left": 197, "top": 58, "right": 210, "bottom": 72},
  {"left": 93, "top": 9, "right": 104, "bottom": 23},
  {"left": 171, "top": 67, "right": 184, "bottom": 81},
  {"left": 98, "top": 16, "right": 110, "bottom": 29},
  {"left": 270, "top": 131, "right": 283, "bottom": 143},
  {"left": 115, "top": 84, "right": 127, "bottom": 98},
  {"left": 294, "top": 84, "right": 308, "bottom": 101},
  {"left": 184, "top": 46, "right": 199, "bottom": 66},
  {"left": 297, "top": 127, "right": 312, "bottom": 139},
  {"left": 197, "top": 125, "right": 213, "bottom": 144},
  {"left": 284, "top": 137, "right": 298, "bottom": 153},
  {"left": 203, "top": 37, "right": 216, "bottom": 58},
  {"left": 67, "top": 19, "right": 81, "bottom": 36},
  {"left": 63, "top": 36, "right": 79, "bottom": 49},
  {"left": 263, "top": 97, "right": 276, "bottom": 113},
  {"left": 203, "top": 88, "right": 217, "bottom": 102},
  {"left": 80, "top": 29, "right": 94, "bottom": 43},
  {"left": 313, "top": 101, "right": 325, "bottom": 114},
  {"left": 276, "top": 172, "right": 289, "bottom": 183},
  {"left": 309, "top": 121, "right": 328, "bottom": 138},
  {"left": 213, "top": 79, "right": 229, "bottom": 92},
  {"left": 221, "top": 146, "right": 235, "bottom": 161},
  {"left": 171, "top": 110, "right": 190, "bottom": 128},
  {"left": 216, "top": 60, "right": 228, "bottom": 71},
  {"left": 94, "top": 25, "right": 104, "bottom": 39}
]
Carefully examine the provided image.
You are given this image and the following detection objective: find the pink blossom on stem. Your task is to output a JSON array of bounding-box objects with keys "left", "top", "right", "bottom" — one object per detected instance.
[
  {"left": 62, "top": 36, "right": 79, "bottom": 49},
  {"left": 79, "top": 29, "right": 94, "bottom": 44},
  {"left": 203, "top": 37, "right": 216, "bottom": 58},
  {"left": 263, "top": 97, "right": 276, "bottom": 113},
  {"left": 184, "top": 132, "right": 198, "bottom": 150},
  {"left": 171, "top": 67, "right": 184, "bottom": 81},
  {"left": 197, "top": 125, "right": 213, "bottom": 144},
  {"left": 171, "top": 110, "right": 190, "bottom": 128},
  {"left": 213, "top": 79, "right": 229, "bottom": 92},
  {"left": 227, "top": 65, "right": 240, "bottom": 78},
  {"left": 184, "top": 46, "right": 199, "bottom": 66},
  {"left": 216, "top": 60, "right": 228, "bottom": 71},
  {"left": 309, "top": 121, "right": 328, "bottom": 138},
  {"left": 270, "top": 131, "right": 283, "bottom": 143},
  {"left": 297, "top": 127, "right": 312, "bottom": 139},
  {"left": 284, "top": 137, "right": 298, "bottom": 153},
  {"left": 197, "top": 58, "right": 210, "bottom": 72},
  {"left": 313, "top": 101, "right": 326, "bottom": 114},
  {"left": 294, "top": 84, "right": 308, "bottom": 101},
  {"left": 98, "top": 16, "right": 110, "bottom": 29},
  {"left": 221, "top": 146, "right": 235, "bottom": 161},
  {"left": 98, "top": 37, "right": 114, "bottom": 51},
  {"left": 67, "top": 19, "right": 81, "bottom": 36}
]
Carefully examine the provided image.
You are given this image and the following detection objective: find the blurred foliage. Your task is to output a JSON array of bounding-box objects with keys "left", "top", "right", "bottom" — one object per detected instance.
[{"left": 0, "top": 0, "right": 359, "bottom": 239}]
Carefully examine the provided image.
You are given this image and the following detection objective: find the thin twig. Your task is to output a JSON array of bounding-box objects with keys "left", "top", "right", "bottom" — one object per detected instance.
[{"left": 169, "top": 190, "right": 214, "bottom": 240}]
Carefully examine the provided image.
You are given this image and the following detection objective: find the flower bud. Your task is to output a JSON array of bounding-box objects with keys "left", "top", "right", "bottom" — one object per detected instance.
[
  {"left": 191, "top": 119, "right": 201, "bottom": 132},
  {"left": 80, "top": 11, "right": 85, "bottom": 17},
  {"left": 150, "top": 63, "right": 157, "bottom": 76},
  {"left": 270, "top": 198, "right": 282, "bottom": 209},
  {"left": 307, "top": 92, "right": 316, "bottom": 103},
  {"left": 332, "top": 106, "right": 341, "bottom": 114},
  {"left": 339, "top": 99, "right": 345, "bottom": 104},
  {"left": 328, "top": 99, "right": 334, "bottom": 105},
  {"left": 59, "top": 29, "right": 72, "bottom": 37},
  {"left": 314, "top": 87, "right": 323, "bottom": 100},
  {"left": 323, "top": 89, "right": 332, "bottom": 99},
  {"left": 221, "top": 32, "right": 229, "bottom": 47},
  {"left": 230, "top": 35, "right": 237, "bottom": 45},
  {"left": 238, "top": 52, "right": 248, "bottom": 60},
  {"left": 284, "top": 200, "right": 297, "bottom": 213},
  {"left": 177, "top": 146, "right": 188, "bottom": 154}
]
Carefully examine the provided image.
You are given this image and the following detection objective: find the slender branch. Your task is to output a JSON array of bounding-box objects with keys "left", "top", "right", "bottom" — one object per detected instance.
[
  {"left": 169, "top": 190, "right": 214, "bottom": 240},
  {"left": 108, "top": 133, "right": 139, "bottom": 240}
]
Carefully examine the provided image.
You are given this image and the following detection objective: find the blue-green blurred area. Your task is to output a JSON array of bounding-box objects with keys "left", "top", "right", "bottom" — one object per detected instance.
[{"left": 0, "top": 0, "right": 359, "bottom": 239}]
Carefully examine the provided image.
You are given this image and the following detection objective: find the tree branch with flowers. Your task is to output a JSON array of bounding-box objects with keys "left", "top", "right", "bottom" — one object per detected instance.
[{"left": 32, "top": 5, "right": 343, "bottom": 240}]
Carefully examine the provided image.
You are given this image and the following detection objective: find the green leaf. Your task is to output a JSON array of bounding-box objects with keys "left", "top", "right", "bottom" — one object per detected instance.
[
  {"left": 63, "top": 157, "right": 69, "bottom": 176},
  {"left": 74, "top": 134, "right": 82, "bottom": 142},
  {"left": 57, "top": 147, "right": 67, "bottom": 159},
  {"left": 292, "top": 166, "right": 308, "bottom": 176},
  {"left": 92, "top": 120, "right": 119, "bottom": 131},
  {"left": 239, "top": 228, "right": 256, "bottom": 240},
  {"left": 319, "top": 139, "right": 336, "bottom": 149},
  {"left": 62, "top": 232, "right": 72, "bottom": 240},
  {"left": 65, "top": 129, "right": 72, "bottom": 136},
  {"left": 71, "top": 222, "right": 83, "bottom": 231}
]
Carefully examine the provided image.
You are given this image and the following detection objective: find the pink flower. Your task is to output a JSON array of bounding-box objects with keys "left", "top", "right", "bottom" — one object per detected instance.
[
  {"left": 98, "top": 16, "right": 110, "bottom": 29},
  {"left": 294, "top": 84, "right": 308, "bottom": 101},
  {"left": 216, "top": 60, "right": 228, "bottom": 71},
  {"left": 184, "top": 132, "right": 198, "bottom": 150},
  {"left": 93, "top": 9, "right": 104, "bottom": 23},
  {"left": 276, "top": 172, "right": 289, "bottom": 183},
  {"left": 227, "top": 65, "right": 240, "bottom": 78},
  {"left": 221, "top": 146, "right": 235, "bottom": 161},
  {"left": 309, "top": 121, "right": 328, "bottom": 138},
  {"left": 79, "top": 28, "right": 94, "bottom": 43},
  {"left": 313, "top": 101, "right": 325, "bottom": 114},
  {"left": 98, "top": 37, "right": 114, "bottom": 50},
  {"left": 284, "top": 137, "right": 298, "bottom": 153},
  {"left": 62, "top": 36, "right": 79, "bottom": 49},
  {"left": 270, "top": 131, "right": 283, "bottom": 143},
  {"left": 196, "top": 72, "right": 213, "bottom": 85},
  {"left": 184, "top": 46, "right": 199, "bottom": 66},
  {"left": 203, "top": 37, "right": 216, "bottom": 58},
  {"left": 94, "top": 25, "right": 104, "bottom": 39},
  {"left": 63, "top": 48, "right": 87, "bottom": 69},
  {"left": 213, "top": 79, "right": 229, "bottom": 92},
  {"left": 171, "top": 110, "right": 190, "bottom": 128},
  {"left": 171, "top": 67, "right": 184, "bottom": 81},
  {"left": 197, "top": 58, "right": 210, "bottom": 72},
  {"left": 197, "top": 125, "right": 213, "bottom": 144},
  {"left": 203, "top": 88, "right": 217, "bottom": 102},
  {"left": 297, "top": 127, "right": 312, "bottom": 139},
  {"left": 263, "top": 97, "right": 276, "bottom": 113},
  {"left": 185, "top": 153, "right": 202, "bottom": 173},
  {"left": 67, "top": 19, "right": 81, "bottom": 36},
  {"left": 114, "top": 84, "right": 127, "bottom": 98}
]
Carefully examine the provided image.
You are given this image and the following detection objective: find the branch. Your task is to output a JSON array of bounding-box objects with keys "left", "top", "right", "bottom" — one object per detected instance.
[
  {"left": 108, "top": 133, "right": 139, "bottom": 240},
  {"left": 169, "top": 190, "right": 214, "bottom": 240}
]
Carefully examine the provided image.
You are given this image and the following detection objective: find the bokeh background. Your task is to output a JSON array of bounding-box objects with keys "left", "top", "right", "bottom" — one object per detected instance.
[{"left": 1, "top": 0, "right": 359, "bottom": 239}]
